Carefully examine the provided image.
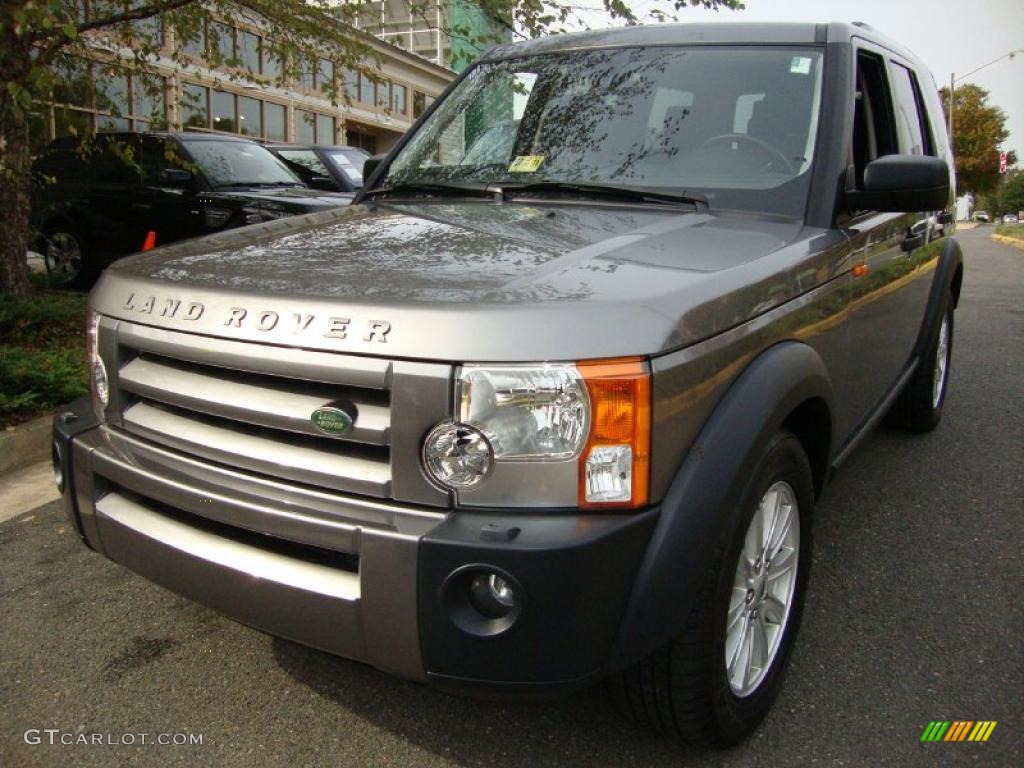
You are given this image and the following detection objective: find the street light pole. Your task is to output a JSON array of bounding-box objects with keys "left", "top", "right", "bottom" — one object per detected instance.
[
  {"left": 948, "top": 48, "right": 1023, "bottom": 151},
  {"left": 947, "top": 48, "right": 1022, "bottom": 203}
]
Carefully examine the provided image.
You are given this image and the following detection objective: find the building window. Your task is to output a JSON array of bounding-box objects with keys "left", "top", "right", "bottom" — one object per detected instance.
[
  {"left": 131, "top": 15, "right": 162, "bottom": 46},
  {"left": 392, "top": 83, "right": 407, "bottom": 115},
  {"left": 95, "top": 65, "right": 129, "bottom": 119},
  {"left": 238, "top": 30, "right": 261, "bottom": 75},
  {"left": 298, "top": 58, "right": 316, "bottom": 91},
  {"left": 53, "top": 55, "right": 92, "bottom": 107},
  {"left": 211, "top": 90, "right": 236, "bottom": 132},
  {"left": 316, "top": 114, "right": 336, "bottom": 144},
  {"left": 133, "top": 74, "right": 166, "bottom": 128},
  {"left": 343, "top": 69, "right": 360, "bottom": 103},
  {"left": 54, "top": 107, "right": 92, "bottom": 138},
  {"left": 317, "top": 58, "right": 335, "bottom": 94},
  {"left": 347, "top": 129, "right": 376, "bottom": 154},
  {"left": 238, "top": 95, "right": 262, "bottom": 136},
  {"left": 296, "top": 109, "right": 315, "bottom": 143},
  {"left": 210, "top": 22, "right": 234, "bottom": 63},
  {"left": 182, "top": 83, "right": 209, "bottom": 128},
  {"left": 376, "top": 79, "right": 390, "bottom": 110},
  {"left": 413, "top": 91, "right": 427, "bottom": 118},
  {"left": 180, "top": 21, "right": 205, "bottom": 57},
  {"left": 264, "top": 101, "right": 286, "bottom": 141},
  {"left": 263, "top": 42, "right": 283, "bottom": 81},
  {"left": 358, "top": 72, "right": 373, "bottom": 104}
]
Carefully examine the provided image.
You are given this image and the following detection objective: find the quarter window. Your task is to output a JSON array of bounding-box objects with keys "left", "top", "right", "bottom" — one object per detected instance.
[{"left": 890, "top": 63, "right": 931, "bottom": 155}]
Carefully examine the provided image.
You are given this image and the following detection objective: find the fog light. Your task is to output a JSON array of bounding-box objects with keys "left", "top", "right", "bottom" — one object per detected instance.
[
  {"left": 442, "top": 565, "right": 524, "bottom": 637},
  {"left": 468, "top": 572, "right": 517, "bottom": 618},
  {"left": 52, "top": 440, "right": 65, "bottom": 493}
]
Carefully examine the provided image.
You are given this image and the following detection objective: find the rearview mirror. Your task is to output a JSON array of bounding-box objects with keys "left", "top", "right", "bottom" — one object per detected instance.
[
  {"left": 159, "top": 168, "right": 192, "bottom": 188},
  {"left": 362, "top": 154, "right": 387, "bottom": 185},
  {"left": 846, "top": 155, "right": 950, "bottom": 213}
]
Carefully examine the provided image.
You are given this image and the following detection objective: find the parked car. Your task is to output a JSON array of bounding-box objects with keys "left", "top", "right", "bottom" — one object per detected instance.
[
  {"left": 31, "top": 132, "right": 352, "bottom": 286},
  {"left": 55, "top": 22, "right": 962, "bottom": 747},
  {"left": 974, "top": 210, "right": 990, "bottom": 222},
  {"left": 1002, "top": 213, "right": 1018, "bottom": 224},
  {"left": 265, "top": 143, "right": 370, "bottom": 192}
]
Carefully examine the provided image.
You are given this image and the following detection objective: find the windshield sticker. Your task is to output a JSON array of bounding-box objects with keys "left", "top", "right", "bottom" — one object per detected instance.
[
  {"left": 790, "top": 56, "right": 812, "bottom": 75},
  {"left": 508, "top": 155, "right": 545, "bottom": 173}
]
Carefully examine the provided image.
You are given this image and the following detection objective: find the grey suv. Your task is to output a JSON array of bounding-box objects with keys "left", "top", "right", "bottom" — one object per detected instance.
[{"left": 54, "top": 22, "right": 961, "bottom": 746}]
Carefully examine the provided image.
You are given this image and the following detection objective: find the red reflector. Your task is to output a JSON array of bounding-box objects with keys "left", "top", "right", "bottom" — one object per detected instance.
[{"left": 141, "top": 231, "right": 157, "bottom": 251}]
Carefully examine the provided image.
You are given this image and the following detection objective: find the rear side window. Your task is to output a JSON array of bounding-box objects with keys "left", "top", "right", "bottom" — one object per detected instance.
[{"left": 889, "top": 63, "right": 932, "bottom": 155}]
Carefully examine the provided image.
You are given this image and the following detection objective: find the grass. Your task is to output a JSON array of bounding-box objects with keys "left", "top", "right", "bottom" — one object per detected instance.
[
  {"left": 0, "top": 276, "right": 89, "bottom": 429},
  {"left": 994, "top": 224, "right": 1024, "bottom": 243}
]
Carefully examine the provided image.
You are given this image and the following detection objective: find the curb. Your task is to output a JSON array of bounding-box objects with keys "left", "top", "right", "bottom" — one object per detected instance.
[
  {"left": 0, "top": 414, "right": 52, "bottom": 475},
  {"left": 991, "top": 234, "right": 1024, "bottom": 251}
]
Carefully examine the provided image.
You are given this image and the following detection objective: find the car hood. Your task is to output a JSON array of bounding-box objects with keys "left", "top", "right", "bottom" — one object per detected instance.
[{"left": 93, "top": 201, "right": 837, "bottom": 361}]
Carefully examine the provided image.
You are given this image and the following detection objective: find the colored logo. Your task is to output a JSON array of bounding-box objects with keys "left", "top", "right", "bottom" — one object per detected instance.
[
  {"left": 920, "top": 721, "right": 997, "bottom": 742},
  {"left": 311, "top": 405, "right": 356, "bottom": 436}
]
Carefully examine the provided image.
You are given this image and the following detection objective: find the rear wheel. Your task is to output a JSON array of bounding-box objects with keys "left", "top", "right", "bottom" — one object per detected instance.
[
  {"left": 609, "top": 430, "right": 813, "bottom": 746},
  {"left": 886, "top": 292, "right": 954, "bottom": 431}
]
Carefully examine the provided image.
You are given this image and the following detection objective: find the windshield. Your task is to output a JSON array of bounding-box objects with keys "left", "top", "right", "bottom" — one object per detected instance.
[
  {"left": 277, "top": 149, "right": 330, "bottom": 177},
  {"left": 185, "top": 140, "right": 300, "bottom": 187},
  {"left": 326, "top": 149, "right": 367, "bottom": 186},
  {"left": 384, "top": 46, "right": 824, "bottom": 217}
]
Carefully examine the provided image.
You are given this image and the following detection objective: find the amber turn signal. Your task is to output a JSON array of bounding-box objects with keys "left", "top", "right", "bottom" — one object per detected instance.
[{"left": 577, "top": 358, "right": 651, "bottom": 510}]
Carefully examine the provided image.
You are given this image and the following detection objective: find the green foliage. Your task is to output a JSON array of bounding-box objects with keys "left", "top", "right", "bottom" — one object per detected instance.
[
  {"left": 939, "top": 84, "right": 1011, "bottom": 196},
  {"left": 0, "top": 288, "right": 88, "bottom": 425},
  {"left": 0, "top": 346, "right": 89, "bottom": 423},
  {"left": 994, "top": 224, "right": 1023, "bottom": 241}
]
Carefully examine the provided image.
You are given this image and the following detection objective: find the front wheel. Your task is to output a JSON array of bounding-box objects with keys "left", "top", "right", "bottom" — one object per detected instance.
[
  {"left": 609, "top": 430, "right": 814, "bottom": 747},
  {"left": 43, "top": 224, "right": 97, "bottom": 288}
]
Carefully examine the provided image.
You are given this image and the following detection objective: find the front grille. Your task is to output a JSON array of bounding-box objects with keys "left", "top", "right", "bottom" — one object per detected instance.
[{"left": 108, "top": 320, "right": 451, "bottom": 508}]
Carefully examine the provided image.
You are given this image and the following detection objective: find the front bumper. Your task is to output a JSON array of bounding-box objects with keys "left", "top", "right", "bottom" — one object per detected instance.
[{"left": 54, "top": 398, "right": 658, "bottom": 697}]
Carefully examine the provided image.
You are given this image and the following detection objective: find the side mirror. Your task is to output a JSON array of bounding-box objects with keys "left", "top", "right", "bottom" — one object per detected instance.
[
  {"left": 309, "top": 175, "right": 341, "bottom": 192},
  {"left": 846, "top": 155, "right": 949, "bottom": 213},
  {"left": 362, "top": 154, "right": 387, "bottom": 185},
  {"left": 159, "top": 168, "right": 192, "bottom": 188}
]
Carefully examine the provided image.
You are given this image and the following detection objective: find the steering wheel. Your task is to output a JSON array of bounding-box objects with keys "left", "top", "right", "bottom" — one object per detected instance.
[{"left": 699, "top": 133, "right": 796, "bottom": 174}]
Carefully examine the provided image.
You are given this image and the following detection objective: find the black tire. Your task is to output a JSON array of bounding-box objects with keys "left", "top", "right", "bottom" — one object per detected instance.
[
  {"left": 886, "top": 291, "right": 954, "bottom": 432},
  {"left": 609, "top": 430, "right": 814, "bottom": 747},
  {"left": 42, "top": 222, "right": 97, "bottom": 288}
]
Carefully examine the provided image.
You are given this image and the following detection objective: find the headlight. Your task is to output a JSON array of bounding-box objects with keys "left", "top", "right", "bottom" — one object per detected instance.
[
  {"left": 86, "top": 310, "right": 108, "bottom": 420},
  {"left": 422, "top": 360, "right": 650, "bottom": 510}
]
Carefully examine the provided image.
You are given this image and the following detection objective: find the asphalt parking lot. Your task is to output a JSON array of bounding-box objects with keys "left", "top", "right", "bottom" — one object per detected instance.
[{"left": 1, "top": 227, "right": 1021, "bottom": 767}]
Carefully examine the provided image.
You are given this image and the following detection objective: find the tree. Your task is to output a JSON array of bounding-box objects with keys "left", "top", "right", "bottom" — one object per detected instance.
[
  {"left": 1, "top": 0, "right": 741, "bottom": 296},
  {"left": 939, "top": 83, "right": 1011, "bottom": 197}
]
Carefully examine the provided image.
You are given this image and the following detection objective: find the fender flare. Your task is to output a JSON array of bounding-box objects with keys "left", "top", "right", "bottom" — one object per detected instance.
[
  {"left": 606, "top": 341, "right": 834, "bottom": 671},
  {"left": 912, "top": 237, "right": 963, "bottom": 359}
]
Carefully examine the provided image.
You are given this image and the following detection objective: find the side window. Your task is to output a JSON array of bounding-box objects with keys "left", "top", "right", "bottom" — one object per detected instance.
[
  {"left": 852, "top": 51, "right": 898, "bottom": 187},
  {"left": 889, "top": 63, "right": 933, "bottom": 156},
  {"left": 92, "top": 137, "right": 142, "bottom": 185}
]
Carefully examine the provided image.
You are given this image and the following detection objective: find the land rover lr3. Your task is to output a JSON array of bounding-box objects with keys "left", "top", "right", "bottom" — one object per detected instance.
[{"left": 53, "top": 23, "right": 963, "bottom": 746}]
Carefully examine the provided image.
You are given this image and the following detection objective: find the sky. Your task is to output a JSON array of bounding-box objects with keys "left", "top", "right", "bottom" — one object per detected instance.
[{"left": 564, "top": 0, "right": 1024, "bottom": 159}]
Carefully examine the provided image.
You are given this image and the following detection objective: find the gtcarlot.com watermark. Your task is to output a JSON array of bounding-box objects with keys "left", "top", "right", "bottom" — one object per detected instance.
[{"left": 24, "top": 729, "right": 204, "bottom": 747}]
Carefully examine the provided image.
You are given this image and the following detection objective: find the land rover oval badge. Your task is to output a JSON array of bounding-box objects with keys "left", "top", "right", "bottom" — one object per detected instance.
[{"left": 311, "top": 404, "right": 356, "bottom": 436}]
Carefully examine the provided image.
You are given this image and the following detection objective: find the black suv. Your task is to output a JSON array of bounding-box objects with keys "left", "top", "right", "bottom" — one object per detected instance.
[
  {"left": 265, "top": 143, "right": 369, "bottom": 193},
  {"left": 31, "top": 132, "right": 351, "bottom": 286}
]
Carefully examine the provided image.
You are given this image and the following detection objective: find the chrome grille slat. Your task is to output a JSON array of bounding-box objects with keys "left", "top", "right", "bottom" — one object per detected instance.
[
  {"left": 118, "top": 322, "right": 392, "bottom": 389},
  {"left": 119, "top": 355, "right": 390, "bottom": 445},
  {"left": 110, "top": 320, "right": 451, "bottom": 507},
  {"left": 122, "top": 401, "right": 391, "bottom": 498}
]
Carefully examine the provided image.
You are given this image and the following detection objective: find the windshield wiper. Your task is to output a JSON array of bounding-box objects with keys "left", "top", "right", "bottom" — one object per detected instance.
[
  {"left": 360, "top": 181, "right": 493, "bottom": 200},
  {"left": 497, "top": 181, "right": 708, "bottom": 209},
  {"left": 216, "top": 182, "right": 301, "bottom": 189}
]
